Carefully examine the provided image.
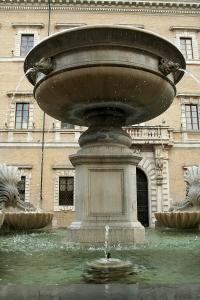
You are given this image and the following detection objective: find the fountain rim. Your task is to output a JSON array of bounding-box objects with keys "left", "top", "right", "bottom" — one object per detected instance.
[{"left": 24, "top": 24, "right": 186, "bottom": 85}]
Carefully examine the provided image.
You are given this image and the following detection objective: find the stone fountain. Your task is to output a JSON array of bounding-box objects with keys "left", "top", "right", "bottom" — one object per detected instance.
[
  {"left": 83, "top": 224, "right": 134, "bottom": 283},
  {"left": 155, "top": 166, "right": 200, "bottom": 229},
  {"left": 0, "top": 164, "right": 53, "bottom": 230},
  {"left": 24, "top": 25, "right": 185, "bottom": 243}
]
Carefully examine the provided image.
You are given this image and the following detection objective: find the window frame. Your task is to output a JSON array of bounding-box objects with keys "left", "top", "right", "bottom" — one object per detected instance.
[
  {"left": 17, "top": 176, "right": 26, "bottom": 201},
  {"left": 20, "top": 33, "right": 34, "bottom": 57},
  {"left": 185, "top": 104, "right": 199, "bottom": 130},
  {"left": 15, "top": 102, "right": 30, "bottom": 129},
  {"left": 180, "top": 96, "right": 200, "bottom": 132},
  {"left": 53, "top": 169, "right": 75, "bottom": 211},
  {"left": 174, "top": 30, "right": 199, "bottom": 61},
  {"left": 179, "top": 37, "right": 194, "bottom": 60},
  {"left": 14, "top": 29, "right": 39, "bottom": 57},
  {"left": 59, "top": 176, "right": 74, "bottom": 206}
]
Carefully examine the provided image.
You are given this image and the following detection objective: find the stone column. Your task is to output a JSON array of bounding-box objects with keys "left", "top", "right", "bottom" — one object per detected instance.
[{"left": 68, "top": 108, "right": 145, "bottom": 244}]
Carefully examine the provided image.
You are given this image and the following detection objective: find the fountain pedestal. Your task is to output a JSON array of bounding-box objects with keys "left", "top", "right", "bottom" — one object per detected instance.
[{"left": 68, "top": 118, "right": 145, "bottom": 244}]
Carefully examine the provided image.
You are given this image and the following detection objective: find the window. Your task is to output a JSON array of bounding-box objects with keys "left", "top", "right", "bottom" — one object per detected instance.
[
  {"left": 20, "top": 34, "right": 34, "bottom": 56},
  {"left": 17, "top": 176, "right": 26, "bottom": 201},
  {"left": 61, "top": 122, "right": 74, "bottom": 129},
  {"left": 59, "top": 177, "right": 74, "bottom": 206},
  {"left": 15, "top": 103, "right": 29, "bottom": 129},
  {"left": 185, "top": 104, "right": 199, "bottom": 130},
  {"left": 170, "top": 27, "right": 199, "bottom": 60},
  {"left": 180, "top": 38, "right": 193, "bottom": 60}
]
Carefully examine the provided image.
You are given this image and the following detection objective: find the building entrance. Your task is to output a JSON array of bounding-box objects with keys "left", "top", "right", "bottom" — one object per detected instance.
[{"left": 136, "top": 168, "right": 149, "bottom": 227}]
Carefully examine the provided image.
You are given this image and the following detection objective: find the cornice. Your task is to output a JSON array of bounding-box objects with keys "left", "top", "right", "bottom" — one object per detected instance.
[
  {"left": 7, "top": 91, "right": 33, "bottom": 97},
  {"left": 170, "top": 26, "right": 200, "bottom": 31},
  {"left": 12, "top": 22, "right": 45, "bottom": 28},
  {"left": 0, "top": 1, "right": 200, "bottom": 14},
  {"left": 176, "top": 93, "right": 200, "bottom": 97},
  {"left": 55, "top": 22, "right": 87, "bottom": 29}
]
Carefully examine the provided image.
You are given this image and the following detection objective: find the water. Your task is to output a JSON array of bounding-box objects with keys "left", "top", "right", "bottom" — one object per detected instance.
[
  {"left": 11, "top": 69, "right": 33, "bottom": 102},
  {"left": 179, "top": 68, "right": 200, "bottom": 86},
  {"left": 1, "top": 229, "right": 200, "bottom": 284},
  {"left": 104, "top": 225, "right": 109, "bottom": 259}
]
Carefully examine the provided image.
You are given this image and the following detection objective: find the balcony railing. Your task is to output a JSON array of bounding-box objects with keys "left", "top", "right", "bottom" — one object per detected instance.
[
  {"left": 125, "top": 126, "right": 173, "bottom": 145},
  {"left": 0, "top": 125, "right": 173, "bottom": 146}
]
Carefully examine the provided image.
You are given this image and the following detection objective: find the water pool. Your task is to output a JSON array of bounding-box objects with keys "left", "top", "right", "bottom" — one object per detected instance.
[{"left": 0, "top": 229, "right": 200, "bottom": 284}]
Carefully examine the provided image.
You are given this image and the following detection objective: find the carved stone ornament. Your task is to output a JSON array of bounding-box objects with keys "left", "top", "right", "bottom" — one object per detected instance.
[
  {"left": 0, "top": 164, "right": 35, "bottom": 211},
  {"left": 34, "top": 57, "right": 54, "bottom": 75},
  {"left": 27, "top": 57, "right": 53, "bottom": 83},
  {"left": 158, "top": 58, "right": 180, "bottom": 76},
  {"left": 154, "top": 146, "right": 164, "bottom": 185},
  {"left": 169, "top": 166, "right": 200, "bottom": 212}
]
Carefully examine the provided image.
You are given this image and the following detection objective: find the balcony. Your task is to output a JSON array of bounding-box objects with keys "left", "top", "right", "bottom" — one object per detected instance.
[
  {"left": 0, "top": 126, "right": 173, "bottom": 146},
  {"left": 125, "top": 126, "right": 173, "bottom": 146}
]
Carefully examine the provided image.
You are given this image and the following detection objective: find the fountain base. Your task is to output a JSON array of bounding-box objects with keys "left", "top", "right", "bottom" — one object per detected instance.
[
  {"left": 68, "top": 224, "right": 145, "bottom": 244},
  {"left": 69, "top": 140, "right": 145, "bottom": 244},
  {"left": 83, "top": 258, "right": 134, "bottom": 283}
]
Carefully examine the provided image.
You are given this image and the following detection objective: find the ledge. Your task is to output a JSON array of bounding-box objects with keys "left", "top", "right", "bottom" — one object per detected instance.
[
  {"left": 0, "top": 57, "right": 25, "bottom": 62},
  {"left": 170, "top": 26, "right": 200, "bottom": 32},
  {"left": 11, "top": 22, "right": 45, "bottom": 28},
  {"left": 176, "top": 93, "right": 200, "bottom": 97},
  {"left": 8, "top": 164, "right": 33, "bottom": 169},
  {"left": 115, "top": 23, "right": 144, "bottom": 29},
  {"left": 52, "top": 165, "right": 74, "bottom": 169},
  {"left": 186, "top": 60, "right": 200, "bottom": 65},
  {"left": 55, "top": 23, "right": 87, "bottom": 29},
  {"left": 0, "top": 0, "right": 200, "bottom": 11},
  {"left": 7, "top": 91, "right": 33, "bottom": 97}
]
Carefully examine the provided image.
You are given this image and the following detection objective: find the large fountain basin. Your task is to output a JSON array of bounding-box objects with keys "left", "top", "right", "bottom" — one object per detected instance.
[
  {"left": 24, "top": 25, "right": 185, "bottom": 126},
  {"left": 155, "top": 212, "right": 200, "bottom": 229},
  {"left": 4, "top": 212, "right": 53, "bottom": 230}
]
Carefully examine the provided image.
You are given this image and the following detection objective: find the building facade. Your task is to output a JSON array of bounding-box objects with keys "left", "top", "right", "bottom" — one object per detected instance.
[{"left": 0, "top": 0, "right": 200, "bottom": 227}]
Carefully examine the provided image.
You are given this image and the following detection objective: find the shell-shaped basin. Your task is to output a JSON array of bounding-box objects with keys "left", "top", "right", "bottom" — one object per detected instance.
[
  {"left": 155, "top": 211, "right": 200, "bottom": 229},
  {"left": 4, "top": 212, "right": 53, "bottom": 230}
]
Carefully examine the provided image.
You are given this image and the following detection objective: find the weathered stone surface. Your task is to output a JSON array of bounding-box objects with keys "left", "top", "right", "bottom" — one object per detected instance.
[
  {"left": 83, "top": 258, "right": 134, "bottom": 283},
  {"left": 155, "top": 211, "right": 200, "bottom": 229},
  {"left": 0, "top": 164, "right": 53, "bottom": 230},
  {"left": 4, "top": 212, "right": 53, "bottom": 230},
  {"left": 1, "top": 283, "right": 200, "bottom": 300}
]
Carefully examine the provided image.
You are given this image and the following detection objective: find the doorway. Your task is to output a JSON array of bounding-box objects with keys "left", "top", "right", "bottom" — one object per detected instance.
[{"left": 136, "top": 168, "right": 149, "bottom": 227}]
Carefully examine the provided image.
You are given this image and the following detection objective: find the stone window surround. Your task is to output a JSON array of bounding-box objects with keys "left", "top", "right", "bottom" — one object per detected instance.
[
  {"left": 12, "top": 23, "right": 43, "bottom": 57},
  {"left": 179, "top": 95, "right": 200, "bottom": 131},
  {"left": 7, "top": 92, "right": 34, "bottom": 130},
  {"left": 8, "top": 165, "right": 32, "bottom": 203},
  {"left": 18, "top": 168, "right": 31, "bottom": 203},
  {"left": 170, "top": 26, "right": 200, "bottom": 61},
  {"left": 53, "top": 167, "right": 75, "bottom": 211}
]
